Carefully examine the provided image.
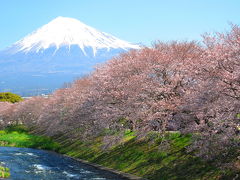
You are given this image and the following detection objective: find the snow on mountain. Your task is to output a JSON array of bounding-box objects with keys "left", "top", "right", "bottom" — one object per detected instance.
[{"left": 13, "top": 16, "right": 140, "bottom": 56}]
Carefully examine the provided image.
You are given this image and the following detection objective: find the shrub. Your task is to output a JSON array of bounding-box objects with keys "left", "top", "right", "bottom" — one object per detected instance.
[{"left": 0, "top": 92, "right": 23, "bottom": 103}]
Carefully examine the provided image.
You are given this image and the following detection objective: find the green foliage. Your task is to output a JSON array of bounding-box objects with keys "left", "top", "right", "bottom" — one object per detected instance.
[
  {"left": 236, "top": 113, "right": 240, "bottom": 119},
  {"left": 122, "top": 129, "right": 136, "bottom": 142},
  {"left": 0, "top": 125, "right": 60, "bottom": 151},
  {"left": 0, "top": 92, "right": 23, "bottom": 103},
  {"left": 124, "top": 129, "right": 135, "bottom": 136},
  {"left": 0, "top": 166, "right": 10, "bottom": 178}
]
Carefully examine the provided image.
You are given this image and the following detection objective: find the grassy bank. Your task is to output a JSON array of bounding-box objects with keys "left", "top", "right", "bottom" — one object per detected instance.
[
  {"left": 0, "top": 125, "right": 60, "bottom": 150},
  {"left": 0, "top": 166, "right": 10, "bottom": 178},
  {"left": 0, "top": 125, "right": 239, "bottom": 179},
  {"left": 57, "top": 131, "right": 238, "bottom": 180}
]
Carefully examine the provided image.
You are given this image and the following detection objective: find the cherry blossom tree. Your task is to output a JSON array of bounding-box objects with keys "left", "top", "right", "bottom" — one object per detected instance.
[{"left": 0, "top": 25, "right": 239, "bottom": 161}]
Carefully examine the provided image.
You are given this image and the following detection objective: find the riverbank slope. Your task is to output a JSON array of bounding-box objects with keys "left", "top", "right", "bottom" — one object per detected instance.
[{"left": 0, "top": 125, "right": 239, "bottom": 180}]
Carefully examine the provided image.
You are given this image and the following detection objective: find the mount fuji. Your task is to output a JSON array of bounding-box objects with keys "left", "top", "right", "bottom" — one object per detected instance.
[{"left": 0, "top": 17, "right": 140, "bottom": 96}]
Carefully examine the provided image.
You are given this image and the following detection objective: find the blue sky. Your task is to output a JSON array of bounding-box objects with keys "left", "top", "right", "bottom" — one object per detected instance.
[{"left": 0, "top": 0, "right": 239, "bottom": 49}]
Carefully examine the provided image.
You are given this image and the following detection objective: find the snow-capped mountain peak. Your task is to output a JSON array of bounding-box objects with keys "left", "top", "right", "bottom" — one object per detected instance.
[
  {"left": 0, "top": 17, "right": 141, "bottom": 95},
  {"left": 13, "top": 16, "right": 140, "bottom": 55}
]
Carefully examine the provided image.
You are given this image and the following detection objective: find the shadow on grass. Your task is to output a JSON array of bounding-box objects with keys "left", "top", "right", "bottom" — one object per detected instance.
[{"left": 60, "top": 134, "right": 239, "bottom": 180}]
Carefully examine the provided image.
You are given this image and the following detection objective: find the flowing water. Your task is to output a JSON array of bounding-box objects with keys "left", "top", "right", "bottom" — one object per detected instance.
[{"left": 0, "top": 147, "right": 127, "bottom": 180}]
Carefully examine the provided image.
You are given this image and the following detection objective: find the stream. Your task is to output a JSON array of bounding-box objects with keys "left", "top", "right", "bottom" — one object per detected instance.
[{"left": 0, "top": 147, "right": 127, "bottom": 180}]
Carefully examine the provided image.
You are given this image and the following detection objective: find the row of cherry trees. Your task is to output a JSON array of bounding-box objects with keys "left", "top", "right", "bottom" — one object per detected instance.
[{"left": 0, "top": 25, "right": 239, "bottom": 159}]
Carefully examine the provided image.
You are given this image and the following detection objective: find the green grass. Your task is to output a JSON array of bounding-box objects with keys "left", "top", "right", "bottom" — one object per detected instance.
[
  {"left": 57, "top": 131, "right": 239, "bottom": 180},
  {"left": 0, "top": 166, "right": 10, "bottom": 178},
  {"left": 0, "top": 125, "right": 60, "bottom": 151}
]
